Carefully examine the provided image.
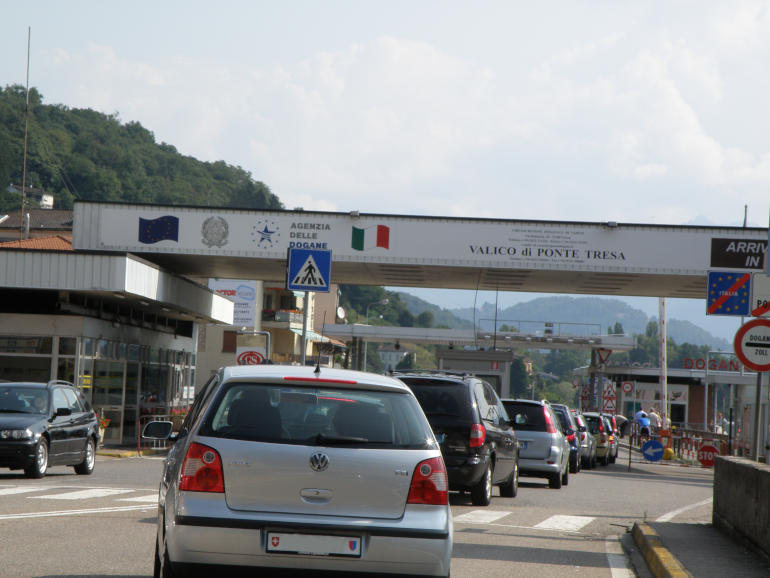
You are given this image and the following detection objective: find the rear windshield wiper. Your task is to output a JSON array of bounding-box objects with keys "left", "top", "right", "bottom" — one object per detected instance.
[
  {"left": 0, "top": 409, "right": 26, "bottom": 414},
  {"left": 314, "top": 433, "right": 371, "bottom": 445}
]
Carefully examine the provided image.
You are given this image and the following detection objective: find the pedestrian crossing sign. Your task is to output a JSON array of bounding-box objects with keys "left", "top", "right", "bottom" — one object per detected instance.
[{"left": 287, "top": 248, "right": 332, "bottom": 293}]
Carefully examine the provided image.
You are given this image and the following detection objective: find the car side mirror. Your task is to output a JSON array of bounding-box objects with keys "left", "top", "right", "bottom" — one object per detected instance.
[
  {"left": 577, "top": 425, "right": 586, "bottom": 432},
  {"left": 55, "top": 407, "right": 72, "bottom": 417},
  {"left": 142, "top": 420, "right": 174, "bottom": 440}
]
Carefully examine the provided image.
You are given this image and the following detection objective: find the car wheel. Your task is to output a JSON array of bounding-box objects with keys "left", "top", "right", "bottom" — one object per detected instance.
[
  {"left": 601, "top": 454, "right": 609, "bottom": 466},
  {"left": 561, "top": 464, "right": 569, "bottom": 486},
  {"left": 548, "top": 470, "right": 562, "bottom": 489},
  {"left": 499, "top": 459, "right": 518, "bottom": 498},
  {"left": 610, "top": 451, "right": 616, "bottom": 464},
  {"left": 25, "top": 438, "right": 48, "bottom": 479},
  {"left": 471, "top": 464, "right": 493, "bottom": 506},
  {"left": 74, "top": 438, "right": 96, "bottom": 475},
  {"left": 569, "top": 453, "right": 578, "bottom": 474}
]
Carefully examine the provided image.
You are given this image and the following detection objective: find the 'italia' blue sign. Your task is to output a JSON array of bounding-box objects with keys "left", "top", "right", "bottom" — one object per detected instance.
[{"left": 706, "top": 271, "right": 750, "bottom": 316}]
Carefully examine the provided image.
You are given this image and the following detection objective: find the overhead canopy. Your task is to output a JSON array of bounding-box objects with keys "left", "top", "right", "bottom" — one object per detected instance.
[{"left": 72, "top": 201, "right": 768, "bottom": 300}]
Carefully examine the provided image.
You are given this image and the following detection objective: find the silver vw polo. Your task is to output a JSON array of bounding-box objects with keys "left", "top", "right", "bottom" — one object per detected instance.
[{"left": 144, "top": 365, "right": 452, "bottom": 577}]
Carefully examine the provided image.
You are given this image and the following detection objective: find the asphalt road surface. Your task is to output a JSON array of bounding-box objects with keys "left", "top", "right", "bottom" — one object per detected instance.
[{"left": 0, "top": 444, "right": 714, "bottom": 577}]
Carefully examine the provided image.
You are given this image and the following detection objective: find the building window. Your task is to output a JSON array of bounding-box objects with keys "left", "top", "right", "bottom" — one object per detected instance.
[{"left": 223, "top": 330, "right": 237, "bottom": 353}]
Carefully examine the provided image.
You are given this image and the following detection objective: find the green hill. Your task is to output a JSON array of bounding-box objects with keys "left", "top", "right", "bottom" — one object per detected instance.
[{"left": 0, "top": 84, "right": 282, "bottom": 211}]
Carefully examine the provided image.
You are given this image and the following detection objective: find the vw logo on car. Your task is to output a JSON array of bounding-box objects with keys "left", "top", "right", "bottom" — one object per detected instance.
[{"left": 309, "top": 451, "right": 329, "bottom": 472}]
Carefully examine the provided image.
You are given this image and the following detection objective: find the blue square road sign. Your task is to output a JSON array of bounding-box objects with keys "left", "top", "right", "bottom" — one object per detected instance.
[{"left": 287, "top": 248, "right": 332, "bottom": 293}]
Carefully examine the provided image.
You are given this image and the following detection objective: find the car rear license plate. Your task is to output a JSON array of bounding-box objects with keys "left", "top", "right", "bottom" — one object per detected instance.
[{"left": 267, "top": 532, "right": 362, "bottom": 557}]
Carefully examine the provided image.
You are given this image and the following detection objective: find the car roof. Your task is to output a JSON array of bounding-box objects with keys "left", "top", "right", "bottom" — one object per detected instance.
[
  {"left": 219, "top": 365, "right": 413, "bottom": 393},
  {"left": 0, "top": 381, "right": 63, "bottom": 389}
]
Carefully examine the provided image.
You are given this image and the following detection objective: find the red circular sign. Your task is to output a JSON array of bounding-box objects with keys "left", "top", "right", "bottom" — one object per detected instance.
[
  {"left": 237, "top": 350, "right": 265, "bottom": 365},
  {"left": 734, "top": 318, "right": 770, "bottom": 372},
  {"left": 697, "top": 444, "right": 719, "bottom": 467},
  {"left": 621, "top": 381, "right": 634, "bottom": 394}
]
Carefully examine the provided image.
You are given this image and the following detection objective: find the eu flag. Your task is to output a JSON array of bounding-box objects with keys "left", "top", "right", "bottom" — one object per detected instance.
[{"left": 138, "top": 216, "right": 179, "bottom": 244}]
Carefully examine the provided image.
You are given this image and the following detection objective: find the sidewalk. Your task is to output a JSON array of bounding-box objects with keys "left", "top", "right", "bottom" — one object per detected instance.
[{"left": 624, "top": 441, "right": 770, "bottom": 577}]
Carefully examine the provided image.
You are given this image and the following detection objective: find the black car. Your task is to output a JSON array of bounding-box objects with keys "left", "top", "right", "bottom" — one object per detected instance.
[
  {"left": 0, "top": 381, "right": 99, "bottom": 478},
  {"left": 550, "top": 403, "right": 581, "bottom": 474},
  {"left": 395, "top": 371, "right": 518, "bottom": 506}
]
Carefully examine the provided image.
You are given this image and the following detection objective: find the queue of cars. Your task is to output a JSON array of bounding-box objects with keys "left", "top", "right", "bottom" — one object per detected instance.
[{"left": 139, "top": 365, "right": 622, "bottom": 577}]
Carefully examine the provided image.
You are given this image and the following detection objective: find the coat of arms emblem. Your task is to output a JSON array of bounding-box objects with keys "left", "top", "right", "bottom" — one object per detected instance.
[{"left": 201, "top": 216, "right": 229, "bottom": 248}]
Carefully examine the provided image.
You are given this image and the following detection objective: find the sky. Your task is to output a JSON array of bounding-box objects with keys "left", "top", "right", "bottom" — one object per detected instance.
[{"left": 4, "top": 1, "right": 770, "bottom": 341}]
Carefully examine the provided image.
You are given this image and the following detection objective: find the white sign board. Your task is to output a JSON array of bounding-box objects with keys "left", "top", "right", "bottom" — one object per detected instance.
[
  {"left": 75, "top": 203, "right": 768, "bottom": 276},
  {"left": 751, "top": 273, "right": 770, "bottom": 317},
  {"left": 208, "top": 279, "right": 257, "bottom": 327}
]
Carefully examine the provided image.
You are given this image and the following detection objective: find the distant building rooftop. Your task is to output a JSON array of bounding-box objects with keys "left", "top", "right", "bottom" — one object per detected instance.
[
  {"left": 0, "top": 209, "right": 73, "bottom": 241},
  {"left": 0, "top": 234, "right": 73, "bottom": 251}
]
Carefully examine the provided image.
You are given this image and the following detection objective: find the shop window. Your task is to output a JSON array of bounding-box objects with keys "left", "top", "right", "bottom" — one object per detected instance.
[
  {"left": 0, "top": 337, "right": 52, "bottom": 354},
  {"left": 58, "top": 337, "right": 77, "bottom": 356},
  {"left": 223, "top": 331, "right": 237, "bottom": 353}
]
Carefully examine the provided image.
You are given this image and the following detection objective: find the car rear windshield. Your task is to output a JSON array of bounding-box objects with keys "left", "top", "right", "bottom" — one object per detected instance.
[
  {"left": 397, "top": 379, "right": 475, "bottom": 422},
  {"left": 198, "top": 383, "right": 435, "bottom": 450},
  {"left": 503, "top": 402, "right": 547, "bottom": 432},
  {"left": 551, "top": 407, "right": 571, "bottom": 431},
  {"left": 584, "top": 415, "right": 603, "bottom": 434}
]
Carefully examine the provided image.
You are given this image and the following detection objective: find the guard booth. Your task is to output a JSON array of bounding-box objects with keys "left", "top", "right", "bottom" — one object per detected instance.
[{"left": 436, "top": 349, "right": 516, "bottom": 397}]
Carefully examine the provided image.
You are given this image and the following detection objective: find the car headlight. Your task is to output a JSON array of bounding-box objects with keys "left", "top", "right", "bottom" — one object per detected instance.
[{"left": 0, "top": 428, "right": 34, "bottom": 440}]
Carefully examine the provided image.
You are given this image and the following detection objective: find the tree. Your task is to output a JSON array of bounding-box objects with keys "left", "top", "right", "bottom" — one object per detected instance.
[
  {"left": 509, "top": 358, "right": 530, "bottom": 398},
  {"left": 416, "top": 311, "right": 434, "bottom": 328}
]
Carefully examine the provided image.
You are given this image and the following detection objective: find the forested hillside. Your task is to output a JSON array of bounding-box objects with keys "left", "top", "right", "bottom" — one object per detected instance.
[{"left": 0, "top": 85, "right": 283, "bottom": 211}]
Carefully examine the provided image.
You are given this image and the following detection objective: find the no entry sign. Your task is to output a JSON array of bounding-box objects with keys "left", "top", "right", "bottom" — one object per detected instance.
[{"left": 734, "top": 318, "right": 770, "bottom": 371}]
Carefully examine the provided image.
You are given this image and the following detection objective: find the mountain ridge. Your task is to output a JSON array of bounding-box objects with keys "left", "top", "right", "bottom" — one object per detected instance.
[{"left": 396, "top": 292, "right": 730, "bottom": 349}]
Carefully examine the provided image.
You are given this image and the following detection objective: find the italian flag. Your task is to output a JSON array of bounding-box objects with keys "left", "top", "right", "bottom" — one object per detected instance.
[{"left": 351, "top": 225, "right": 390, "bottom": 251}]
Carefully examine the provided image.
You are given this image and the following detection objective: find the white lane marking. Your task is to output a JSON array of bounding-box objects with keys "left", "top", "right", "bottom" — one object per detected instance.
[
  {"left": 30, "top": 488, "right": 133, "bottom": 500},
  {"left": 117, "top": 494, "right": 158, "bottom": 503},
  {"left": 0, "top": 505, "right": 152, "bottom": 520},
  {"left": 534, "top": 515, "right": 595, "bottom": 532},
  {"left": 655, "top": 497, "right": 712, "bottom": 522},
  {"left": 454, "top": 510, "right": 510, "bottom": 524},
  {"left": 605, "top": 536, "right": 634, "bottom": 578},
  {"left": 0, "top": 486, "right": 64, "bottom": 496}
]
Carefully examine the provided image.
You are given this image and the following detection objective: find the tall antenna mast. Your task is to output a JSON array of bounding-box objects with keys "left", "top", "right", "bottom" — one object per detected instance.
[{"left": 20, "top": 26, "right": 31, "bottom": 241}]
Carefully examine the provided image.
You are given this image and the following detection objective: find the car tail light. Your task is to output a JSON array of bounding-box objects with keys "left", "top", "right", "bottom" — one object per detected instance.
[
  {"left": 407, "top": 457, "right": 448, "bottom": 505},
  {"left": 566, "top": 433, "right": 576, "bottom": 443},
  {"left": 179, "top": 442, "right": 224, "bottom": 493},
  {"left": 544, "top": 408, "right": 558, "bottom": 434},
  {"left": 469, "top": 423, "right": 486, "bottom": 448}
]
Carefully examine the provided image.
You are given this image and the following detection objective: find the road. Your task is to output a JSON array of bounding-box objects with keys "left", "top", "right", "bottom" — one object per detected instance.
[{"left": 0, "top": 444, "right": 714, "bottom": 577}]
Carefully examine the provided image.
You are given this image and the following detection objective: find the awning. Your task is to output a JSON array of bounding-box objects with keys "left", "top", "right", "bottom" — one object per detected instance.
[{"left": 290, "top": 328, "right": 329, "bottom": 343}]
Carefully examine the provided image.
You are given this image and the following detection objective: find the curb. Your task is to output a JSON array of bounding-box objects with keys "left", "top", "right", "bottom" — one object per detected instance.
[
  {"left": 632, "top": 522, "right": 691, "bottom": 578},
  {"left": 97, "top": 447, "right": 167, "bottom": 458}
]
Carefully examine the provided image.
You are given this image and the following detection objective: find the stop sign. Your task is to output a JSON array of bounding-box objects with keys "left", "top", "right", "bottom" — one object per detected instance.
[{"left": 697, "top": 444, "right": 719, "bottom": 467}]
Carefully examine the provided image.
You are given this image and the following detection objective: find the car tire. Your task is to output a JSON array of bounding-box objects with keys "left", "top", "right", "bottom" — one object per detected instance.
[
  {"left": 591, "top": 452, "right": 597, "bottom": 469},
  {"left": 471, "top": 464, "right": 493, "bottom": 506},
  {"left": 548, "top": 470, "right": 562, "bottom": 489},
  {"left": 24, "top": 438, "right": 48, "bottom": 479},
  {"left": 499, "top": 460, "right": 518, "bottom": 498},
  {"left": 601, "top": 454, "right": 609, "bottom": 466},
  {"left": 610, "top": 452, "right": 616, "bottom": 464},
  {"left": 561, "top": 465, "right": 569, "bottom": 486},
  {"left": 569, "top": 453, "right": 578, "bottom": 474},
  {"left": 74, "top": 438, "right": 96, "bottom": 475}
]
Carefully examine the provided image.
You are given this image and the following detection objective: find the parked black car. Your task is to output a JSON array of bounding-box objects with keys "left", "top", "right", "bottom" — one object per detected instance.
[
  {"left": 396, "top": 371, "right": 519, "bottom": 506},
  {"left": 550, "top": 403, "right": 581, "bottom": 474},
  {"left": 0, "top": 381, "right": 99, "bottom": 478}
]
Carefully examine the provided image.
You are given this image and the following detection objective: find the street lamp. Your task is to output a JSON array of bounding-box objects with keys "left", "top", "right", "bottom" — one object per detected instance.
[{"left": 363, "top": 298, "right": 389, "bottom": 371}]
